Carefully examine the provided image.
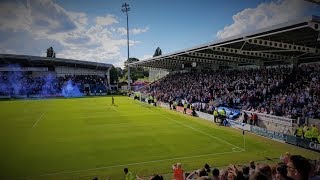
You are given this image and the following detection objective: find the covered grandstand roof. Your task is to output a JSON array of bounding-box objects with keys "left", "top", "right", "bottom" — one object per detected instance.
[
  {"left": 0, "top": 54, "right": 113, "bottom": 70},
  {"left": 130, "top": 15, "right": 320, "bottom": 70}
]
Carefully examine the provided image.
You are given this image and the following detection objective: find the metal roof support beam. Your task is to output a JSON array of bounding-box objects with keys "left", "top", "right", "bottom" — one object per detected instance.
[
  {"left": 188, "top": 52, "right": 258, "bottom": 64},
  {"left": 246, "top": 38, "right": 320, "bottom": 54},
  {"left": 210, "top": 46, "right": 288, "bottom": 60},
  {"left": 170, "top": 56, "right": 237, "bottom": 66}
]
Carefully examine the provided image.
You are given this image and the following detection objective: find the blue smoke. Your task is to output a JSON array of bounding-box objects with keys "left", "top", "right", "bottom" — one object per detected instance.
[
  {"left": 0, "top": 64, "right": 83, "bottom": 98},
  {"left": 41, "top": 73, "right": 57, "bottom": 96},
  {"left": 7, "top": 65, "right": 24, "bottom": 95},
  {"left": 61, "top": 80, "right": 83, "bottom": 97}
]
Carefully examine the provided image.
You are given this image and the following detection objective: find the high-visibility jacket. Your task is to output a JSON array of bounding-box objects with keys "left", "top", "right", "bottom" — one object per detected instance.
[
  {"left": 125, "top": 172, "right": 135, "bottom": 180},
  {"left": 311, "top": 126, "right": 319, "bottom": 138},
  {"left": 213, "top": 110, "right": 218, "bottom": 117},
  {"left": 304, "top": 130, "right": 313, "bottom": 139},
  {"left": 184, "top": 103, "right": 188, "bottom": 108},
  {"left": 220, "top": 110, "right": 226, "bottom": 116},
  {"left": 303, "top": 125, "right": 308, "bottom": 133},
  {"left": 318, "top": 135, "right": 320, "bottom": 143},
  {"left": 296, "top": 127, "right": 303, "bottom": 136}
]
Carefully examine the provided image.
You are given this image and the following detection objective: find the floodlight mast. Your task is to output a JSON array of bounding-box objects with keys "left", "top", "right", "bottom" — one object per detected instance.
[{"left": 122, "top": 3, "right": 131, "bottom": 91}]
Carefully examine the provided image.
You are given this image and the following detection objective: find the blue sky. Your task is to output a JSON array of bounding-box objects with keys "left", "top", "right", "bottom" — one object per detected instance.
[{"left": 0, "top": 0, "right": 319, "bottom": 67}]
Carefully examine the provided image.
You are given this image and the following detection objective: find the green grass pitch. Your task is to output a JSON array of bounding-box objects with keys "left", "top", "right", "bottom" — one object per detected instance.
[{"left": 0, "top": 96, "right": 318, "bottom": 179}]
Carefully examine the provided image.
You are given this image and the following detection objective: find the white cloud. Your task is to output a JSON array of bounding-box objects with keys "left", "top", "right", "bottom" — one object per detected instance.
[
  {"left": 216, "top": 0, "right": 313, "bottom": 39},
  {"left": 117, "top": 27, "right": 149, "bottom": 36},
  {"left": 0, "top": 0, "right": 148, "bottom": 67},
  {"left": 95, "top": 14, "right": 118, "bottom": 26},
  {"left": 131, "top": 27, "right": 149, "bottom": 35},
  {"left": 140, "top": 54, "right": 152, "bottom": 61},
  {"left": 68, "top": 12, "right": 88, "bottom": 27},
  {"left": 0, "top": 1, "right": 32, "bottom": 32},
  {"left": 117, "top": 27, "right": 127, "bottom": 36}
]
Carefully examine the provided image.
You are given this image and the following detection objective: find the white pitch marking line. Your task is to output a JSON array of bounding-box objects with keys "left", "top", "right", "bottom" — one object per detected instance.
[
  {"left": 32, "top": 112, "right": 46, "bottom": 128},
  {"left": 33, "top": 150, "right": 244, "bottom": 177},
  {"left": 162, "top": 114, "right": 244, "bottom": 150},
  {"left": 139, "top": 102, "right": 244, "bottom": 151}
]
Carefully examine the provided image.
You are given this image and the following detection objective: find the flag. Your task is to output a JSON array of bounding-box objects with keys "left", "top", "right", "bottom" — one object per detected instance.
[{"left": 242, "top": 130, "right": 245, "bottom": 135}]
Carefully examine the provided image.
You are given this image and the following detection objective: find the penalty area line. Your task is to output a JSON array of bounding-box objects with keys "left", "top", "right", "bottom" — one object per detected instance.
[{"left": 32, "top": 150, "right": 244, "bottom": 177}]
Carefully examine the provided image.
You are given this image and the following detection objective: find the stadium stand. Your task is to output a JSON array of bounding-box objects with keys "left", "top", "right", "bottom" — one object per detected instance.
[
  {"left": 0, "top": 54, "right": 112, "bottom": 98},
  {"left": 141, "top": 64, "right": 320, "bottom": 119},
  {"left": 124, "top": 16, "right": 320, "bottom": 179}
]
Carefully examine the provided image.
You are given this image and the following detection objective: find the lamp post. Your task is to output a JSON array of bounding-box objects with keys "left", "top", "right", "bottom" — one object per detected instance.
[{"left": 122, "top": 3, "right": 131, "bottom": 91}]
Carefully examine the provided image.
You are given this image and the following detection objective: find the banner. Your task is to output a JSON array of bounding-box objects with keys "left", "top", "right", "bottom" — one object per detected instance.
[
  {"left": 285, "top": 135, "right": 320, "bottom": 152},
  {"left": 228, "top": 119, "right": 251, "bottom": 131},
  {"left": 250, "top": 126, "right": 286, "bottom": 142},
  {"left": 242, "top": 110, "right": 293, "bottom": 126}
]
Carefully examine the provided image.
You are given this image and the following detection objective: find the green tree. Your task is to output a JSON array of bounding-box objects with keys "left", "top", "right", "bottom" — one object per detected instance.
[
  {"left": 109, "top": 66, "right": 119, "bottom": 85},
  {"left": 116, "top": 67, "right": 124, "bottom": 78},
  {"left": 123, "top": 58, "right": 148, "bottom": 82},
  {"left": 153, "top": 47, "right": 162, "bottom": 57}
]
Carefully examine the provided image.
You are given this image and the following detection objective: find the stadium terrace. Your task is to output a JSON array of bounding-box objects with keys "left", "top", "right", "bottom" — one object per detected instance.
[{"left": 0, "top": 14, "right": 320, "bottom": 180}]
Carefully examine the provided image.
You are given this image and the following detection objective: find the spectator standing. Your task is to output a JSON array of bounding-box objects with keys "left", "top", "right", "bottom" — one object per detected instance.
[
  {"left": 304, "top": 128, "right": 313, "bottom": 141},
  {"left": 213, "top": 108, "right": 219, "bottom": 123},
  {"left": 249, "top": 161, "right": 256, "bottom": 175},
  {"left": 311, "top": 124, "right": 319, "bottom": 142},
  {"left": 243, "top": 112, "right": 248, "bottom": 124},
  {"left": 124, "top": 168, "right": 135, "bottom": 180},
  {"left": 281, "top": 152, "right": 291, "bottom": 164},
  {"left": 243, "top": 166, "right": 250, "bottom": 180},
  {"left": 253, "top": 113, "right": 258, "bottom": 126},
  {"left": 303, "top": 124, "right": 309, "bottom": 134},
  {"left": 250, "top": 113, "right": 254, "bottom": 125},
  {"left": 172, "top": 163, "right": 184, "bottom": 180},
  {"left": 294, "top": 125, "right": 304, "bottom": 138},
  {"left": 183, "top": 102, "right": 188, "bottom": 114},
  {"left": 212, "top": 168, "right": 220, "bottom": 180},
  {"left": 286, "top": 155, "right": 311, "bottom": 180},
  {"left": 275, "top": 163, "right": 292, "bottom": 180}
]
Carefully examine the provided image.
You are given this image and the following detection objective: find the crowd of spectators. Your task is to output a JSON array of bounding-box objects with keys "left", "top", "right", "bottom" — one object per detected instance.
[
  {"left": 0, "top": 72, "right": 108, "bottom": 96},
  {"left": 121, "top": 153, "right": 319, "bottom": 180},
  {"left": 143, "top": 64, "right": 320, "bottom": 119}
]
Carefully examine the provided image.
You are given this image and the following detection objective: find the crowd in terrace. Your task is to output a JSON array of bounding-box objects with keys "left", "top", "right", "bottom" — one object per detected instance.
[
  {"left": 144, "top": 64, "right": 320, "bottom": 119},
  {"left": 119, "top": 153, "right": 319, "bottom": 180},
  {"left": 0, "top": 73, "right": 107, "bottom": 96}
]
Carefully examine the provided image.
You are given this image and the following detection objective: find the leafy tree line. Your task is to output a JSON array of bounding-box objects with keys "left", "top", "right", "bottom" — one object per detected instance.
[
  {"left": 109, "top": 58, "right": 149, "bottom": 85},
  {"left": 109, "top": 47, "right": 162, "bottom": 85}
]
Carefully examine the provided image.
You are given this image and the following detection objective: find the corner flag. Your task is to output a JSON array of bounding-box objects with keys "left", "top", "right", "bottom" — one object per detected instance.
[{"left": 242, "top": 130, "right": 245, "bottom": 135}]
